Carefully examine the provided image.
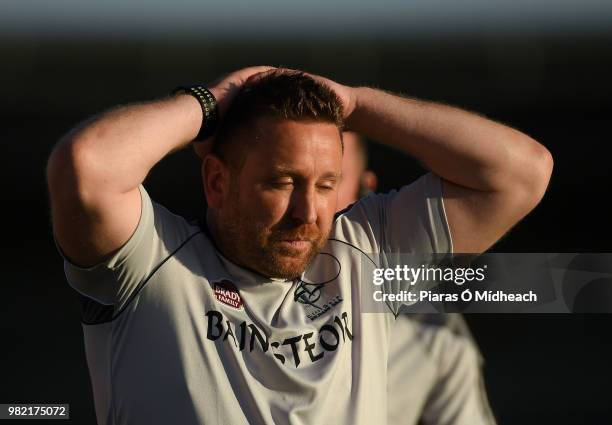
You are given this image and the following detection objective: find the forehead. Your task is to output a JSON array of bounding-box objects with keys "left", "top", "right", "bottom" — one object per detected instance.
[{"left": 244, "top": 117, "right": 343, "bottom": 176}]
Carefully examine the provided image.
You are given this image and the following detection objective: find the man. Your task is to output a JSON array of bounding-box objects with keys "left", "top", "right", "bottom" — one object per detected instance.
[
  {"left": 47, "top": 67, "right": 552, "bottom": 425},
  {"left": 337, "top": 133, "right": 497, "bottom": 425}
]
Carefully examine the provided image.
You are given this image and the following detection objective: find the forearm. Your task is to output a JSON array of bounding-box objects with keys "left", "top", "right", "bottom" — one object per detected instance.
[
  {"left": 49, "top": 94, "right": 202, "bottom": 194},
  {"left": 346, "top": 87, "right": 551, "bottom": 193}
]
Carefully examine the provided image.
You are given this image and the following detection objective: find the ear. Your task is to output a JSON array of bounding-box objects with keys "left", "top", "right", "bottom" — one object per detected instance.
[{"left": 202, "top": 154, "right": 230, "bottom": 209}]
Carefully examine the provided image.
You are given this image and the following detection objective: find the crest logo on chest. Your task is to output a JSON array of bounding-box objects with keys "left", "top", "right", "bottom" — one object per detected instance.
[{"left": 213, "top": 280, "right": 243, "bottom": 310}]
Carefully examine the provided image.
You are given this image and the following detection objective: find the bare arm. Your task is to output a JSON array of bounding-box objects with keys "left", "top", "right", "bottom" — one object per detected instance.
[
  {"left": 47, "top": 66, "right": 274, "bottom": 267},
  {"left": 341, "top": 87, "right": 553, "bottom": 253},
  {"left": 46, "top": 94, "right": 202, "bottom": 267}
]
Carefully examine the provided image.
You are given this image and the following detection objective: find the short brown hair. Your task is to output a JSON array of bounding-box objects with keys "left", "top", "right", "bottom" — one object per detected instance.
[{"left": 212, "top": 70, "right": 345, "bottom": 169}]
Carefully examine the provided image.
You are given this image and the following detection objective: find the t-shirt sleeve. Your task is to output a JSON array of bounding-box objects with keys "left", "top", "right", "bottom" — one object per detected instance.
[
  {"left": 336, "top": 172, "right": 453, "bottom": 255},
  {"left": 334, "top": 173, "right": 453, "bottom": 315},
  {"left": 55, "top": 184, "right": 193, "bottom": 309}
]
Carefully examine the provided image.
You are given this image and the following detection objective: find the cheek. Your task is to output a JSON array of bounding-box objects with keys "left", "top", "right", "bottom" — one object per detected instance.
[
  {"left": 317, "top": 194, "right": 338, "bottom": 229},
  {"left": 247, "top": 190, "right": 291, "bottom": 224}
]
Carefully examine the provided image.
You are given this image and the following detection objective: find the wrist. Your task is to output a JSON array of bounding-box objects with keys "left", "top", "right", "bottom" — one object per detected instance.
[
  {"left": 171, "top": 93, "right": 204, "bottom": 143},
  {"left": 343, "top": 86, "right": 361, "bottom": 119},
  {"left": 172, "top": 85, "right": 219, "bottom": 141},
  {"left": 344, "top": 86, "right": 370, "bottom": 129},
  {"left": 207, "top": 85, "right": 223, "bottom": 105}
]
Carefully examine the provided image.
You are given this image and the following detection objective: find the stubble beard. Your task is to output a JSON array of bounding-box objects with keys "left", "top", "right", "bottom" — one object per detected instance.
[{"left": 218, "top": 202, "right": 329, "bottom": 280}]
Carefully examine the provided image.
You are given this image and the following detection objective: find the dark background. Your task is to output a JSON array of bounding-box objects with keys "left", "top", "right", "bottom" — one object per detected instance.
[{"left": 2, "top": 28, "right": 611, "bottom": 425}]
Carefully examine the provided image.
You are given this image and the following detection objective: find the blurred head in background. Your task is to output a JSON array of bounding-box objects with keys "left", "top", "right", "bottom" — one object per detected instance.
[{"left": 337, "top": 131, "right": 378, "bottom": 211}]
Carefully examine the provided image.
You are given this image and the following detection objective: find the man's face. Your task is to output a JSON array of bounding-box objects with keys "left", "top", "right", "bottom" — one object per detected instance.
[{"left": 216, "top": 117, "right": 343, "bottom": 279}]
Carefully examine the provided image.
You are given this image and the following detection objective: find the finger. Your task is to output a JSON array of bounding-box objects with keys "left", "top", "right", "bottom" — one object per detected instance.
[
  {"left": 245, "top": 65, "right": 277, "bottom": 74},
  {"left": 243, "top": 67, "right": 308, "bottom": 87},
  {"left": 238, "top": 66, "right": 277, "bottom": 84},
  {"left": 244, "top": 68, "right": 279, "bottom": 85}
]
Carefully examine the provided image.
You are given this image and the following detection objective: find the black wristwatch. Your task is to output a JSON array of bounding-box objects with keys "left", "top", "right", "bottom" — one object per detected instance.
[{"left": 172, "top": 85, "right": 219, "bottom": 140}]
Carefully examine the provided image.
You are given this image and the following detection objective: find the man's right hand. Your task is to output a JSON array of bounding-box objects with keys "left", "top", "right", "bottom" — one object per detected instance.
[{"left": 193, "top": 66, "right": 275, "bottom": 160}]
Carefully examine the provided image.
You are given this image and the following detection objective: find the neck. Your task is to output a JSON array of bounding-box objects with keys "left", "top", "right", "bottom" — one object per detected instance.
[{"left": 205, "top": 210, "right": 232, "bottom": 262}]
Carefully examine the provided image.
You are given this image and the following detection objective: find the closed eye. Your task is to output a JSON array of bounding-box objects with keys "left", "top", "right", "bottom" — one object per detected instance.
[
  {"left": 317, "top": 177, "right": 339, "bottom": 191},
  {"left": 317, "top": 183, "right": 335, "bottom": 191},
  {"left": 267, "top": 180, "right": 294, "bottom": 189}
]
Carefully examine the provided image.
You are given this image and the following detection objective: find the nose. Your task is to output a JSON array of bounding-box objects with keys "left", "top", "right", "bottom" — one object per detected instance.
[{"left": 290, "top": 186, "right": 318, "bottom": 224}]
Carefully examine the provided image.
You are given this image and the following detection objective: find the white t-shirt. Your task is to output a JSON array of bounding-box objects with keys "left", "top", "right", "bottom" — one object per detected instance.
[{"left": 61, "top": 173, "right": 452, "bottom": 425}]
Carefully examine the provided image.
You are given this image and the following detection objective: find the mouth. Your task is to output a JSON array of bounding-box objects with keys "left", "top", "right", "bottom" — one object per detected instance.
[{"left": 276, "top": 239, "right": 312, "bottom": 251}]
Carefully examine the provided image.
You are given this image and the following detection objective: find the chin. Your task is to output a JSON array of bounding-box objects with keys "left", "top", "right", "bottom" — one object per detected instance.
[
  {"left": 257, "top": 239, "right": 324, "bottom": 279},
  {"left": 265, "top": 255, "right": 310, "bottom": 280}
]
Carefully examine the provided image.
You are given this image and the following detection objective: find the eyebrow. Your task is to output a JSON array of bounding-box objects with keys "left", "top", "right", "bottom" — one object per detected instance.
[{"left": 269, "top": 166, "right": 341, "bottom": 180}]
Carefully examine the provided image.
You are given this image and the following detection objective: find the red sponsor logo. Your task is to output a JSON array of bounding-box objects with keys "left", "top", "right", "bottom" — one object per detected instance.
[{"left": 213, "top": 280, "right": 243, "bottom": 309}]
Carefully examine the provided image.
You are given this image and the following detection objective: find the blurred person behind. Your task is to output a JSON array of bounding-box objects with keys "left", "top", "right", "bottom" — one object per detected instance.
[{"left": 337, "top": 132, "right": 497, "bottom": 425}]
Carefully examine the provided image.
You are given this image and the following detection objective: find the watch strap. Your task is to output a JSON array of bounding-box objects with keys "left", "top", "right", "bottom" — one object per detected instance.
[{"left": 172, "top": 85, "right": 219, "bottom": 140}]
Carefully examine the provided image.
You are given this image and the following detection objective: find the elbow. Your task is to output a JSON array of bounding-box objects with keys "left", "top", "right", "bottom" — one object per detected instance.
[
  {"left": 529, "top": 141, "right": 554, "bottom": 201},
  {"left": 490, "top": 138, "right": 553, "bottom": 225},
  {"left": 514, "top": 138, "right": 554, "bottom": 213},
  {"left": 46, "top": 134, "right": 98, "bottom": 200},
  {"left": 47, "top": 138, "right": 74, "bottom": 191}
]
